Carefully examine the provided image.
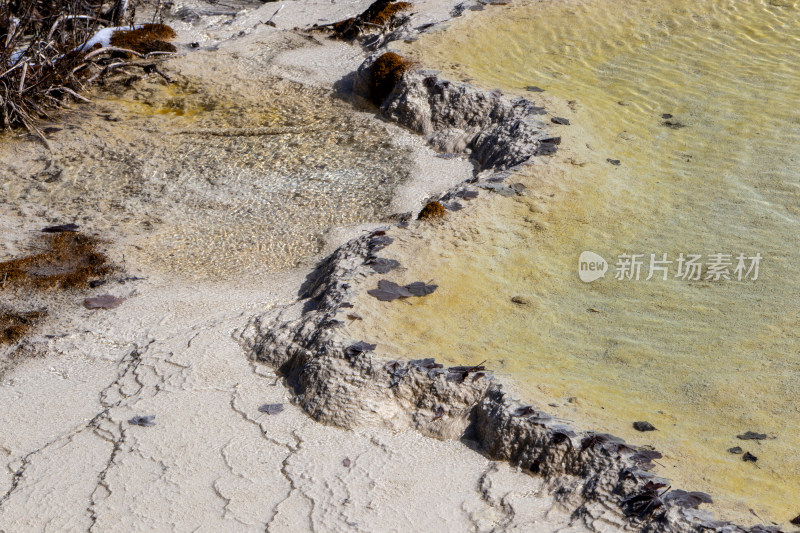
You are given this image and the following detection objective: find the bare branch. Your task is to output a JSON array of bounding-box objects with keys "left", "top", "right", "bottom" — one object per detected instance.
[{"left": 83, "top": 46, "right": 144, "bottom": 61}]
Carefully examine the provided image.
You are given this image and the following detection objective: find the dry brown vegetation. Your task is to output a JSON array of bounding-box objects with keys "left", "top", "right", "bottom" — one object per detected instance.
[
  {"left": 0, "top": 0, "right": 174, "bottom": 137},
  {"left": 418, "top": 200, "right": 446, "bottom": 220},
  {"left": 370, "top": 51, "right": 411, "bottom": 104},
  {"left": 0, "top": 232, "right": 113, "bottom": 290},
  {"left": 320, "top": 0, "right": 412, "bottom": 41}
]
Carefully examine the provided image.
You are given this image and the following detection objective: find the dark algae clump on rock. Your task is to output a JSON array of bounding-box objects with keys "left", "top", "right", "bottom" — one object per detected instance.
[
  {"left": 370, "top": 52, "right": 411, "bottom": 104},
  {"left": 324, "top": 0, "right": 413, "bottom": 41},
  {"left": 418, "top": 200, "right": 446, "bottom": 220}
]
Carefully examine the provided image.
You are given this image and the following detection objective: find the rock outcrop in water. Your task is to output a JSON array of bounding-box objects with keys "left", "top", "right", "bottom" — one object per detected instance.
[
  {"left": 239, "top": 224, "right": 781, "bottom": 533},
  {"left": 240, "top": 58, "right": 783, "bottom": 530},
  {"left": 353, "top": 54, "right": 556, "bottom": 170}
]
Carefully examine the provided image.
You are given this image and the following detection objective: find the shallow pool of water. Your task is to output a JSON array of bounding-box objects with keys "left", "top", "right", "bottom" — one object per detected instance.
[
  {"left": 357, "top": 0, "right": 800, "bottom": 524},
  {"left": 0, "top": 69, "right": 412, "bottom": 280}
]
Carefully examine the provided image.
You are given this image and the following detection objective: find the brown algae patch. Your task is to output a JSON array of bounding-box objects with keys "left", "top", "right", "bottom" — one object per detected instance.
[
  {"left": 370, "top": 52, "right": 413, "bottom": 104},
  {"left": 0, "top": 310, "right": 47, "bottom": 345},
  {"left": 108, "top": 23, "right": 177, "bottom": 55},
  {"left": 369, "top": 0, "right": 800, "bottom": 525},
  {"left": 0, "top": 232, "right": 112, "bottom": 291},
  {"left": 418, "top": 200, "right": 446, "bottom": 220},
  {"left": 324, "top": 0, "right": 413, "bottom": 41}
]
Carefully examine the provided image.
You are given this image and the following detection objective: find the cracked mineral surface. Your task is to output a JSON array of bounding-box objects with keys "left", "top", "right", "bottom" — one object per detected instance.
[{"left": 0, "top": 0, "right": 588, "bottom": 530}]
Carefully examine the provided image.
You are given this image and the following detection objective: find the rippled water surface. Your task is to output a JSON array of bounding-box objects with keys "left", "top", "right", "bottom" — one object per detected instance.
[
  {"left": 368, "top": 0, "right": 800, "bottom": 523},
  {"left": 1, "top": 73, "right": 411, "bottom": 279}
]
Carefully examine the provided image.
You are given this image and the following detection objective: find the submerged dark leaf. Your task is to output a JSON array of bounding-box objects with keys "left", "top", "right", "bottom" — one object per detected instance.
[
  {"left": 581, "top": 432, "right": 624, "bottom": 451},
  {"left": 369, "top": 235, "right": 394, "bottom": 251},
  {"left": 662, "top": 120, "right": 686, "bottom": 129},
  {"left": 539, "top": 136, "right": 562, "bottom": 145},
  {"left": 405, "top": 281, "right": 438, "bottom": 297},
  {"left": 737, "top": 431, "right": 767, "bottom": 441},
  {"left": 367, "top": 279, "right": 413, "bottom": 301},
  {"left": 409, "top": 358, "right": 442, "bottom": 370},
  {"left": 604, "top": 441, "right": 638, "bottom": 455},
  {"left": 129, "top": 415, "right": 155, "bottom": 427},
  {"left": 384, "top": 360, "right": 408, "bottom": 380},
  {"left": 551, "top": 116, "right": 570, "bottom": 125},
  {"left": 367, "top": 257, "right": 401, "bottom": 274},
  {"left": 42, "top": 223, "right": 79, "bottom": 233},
  {"left": 84, "top": 294, "right": 126, "bottom": 310},
  {"left": 446, "top": 361, "right": 486, "bottom": 383},
  {"left": 551, "top": 426, "right": 577, "bottom": 444},
  {"left": 479, "top": 182, "right": 516, "bottom": 197},
  {"left": 664, "top": 489, "right": 713, "bottom": 508},
  {"left": 790, "top": 515, "right": 800, "bottom": 526},
  {"left": 455, "top": 190, "right": 479, "bottom": 201},
  {"left": 633, "top": 421, "right": 657, "bottom": 432},
  {"left": 342, "top": 457, "right": 351, "bottom": 467},
  {"left": 525, "top": 85, "right": 545, "bottom": 92},
  {"left": 631, "top": 450, "right": 663, "bottom": 464},
  {"left": 728, "top": 446, "right": 743, "bottom": 454},
  {"left": 345, "top": 341, "right": 376, "bottom": 357},
  {"left": 700, "top": 520, "right": 731, "bottom": 530},
  {"left": 258, "top": 403, "right": 284, "bottom": 415},
  {"left": 513, "top": 406, "right": 537, "bottom": 417},
  {"left": 743, "top": 452, "right": 758, "bottom": 462}
]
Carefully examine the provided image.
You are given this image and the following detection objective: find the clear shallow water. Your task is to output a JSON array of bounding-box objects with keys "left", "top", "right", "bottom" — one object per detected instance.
[
  {"left": 362, "top": 0, "right": 800, "bottom": 524},
  {"left": 0, "top": 76, "right": 411, "bottom": 279}
]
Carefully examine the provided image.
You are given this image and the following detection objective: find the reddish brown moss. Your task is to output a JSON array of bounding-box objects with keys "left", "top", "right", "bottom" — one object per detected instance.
[
  {"left": 366, "top": 1, "right": 412, "bottom": 26},
  {"left": 0, "top": 310, "right": 46, "bottom": 345},
  {"left": 0, "top": 233, "right": 113, "bottom": 291},
  {"left": 109, "top": 24, "right": 177, "bottom": 55},
  {"left": 370, "top": 52, "right": 411, "bottom": 105},
  {"left": 418, "top": 201, "right": 447, "bottom": 220},
  {"left": 327, "top": 0, "right": 412, "bottom": 40}
]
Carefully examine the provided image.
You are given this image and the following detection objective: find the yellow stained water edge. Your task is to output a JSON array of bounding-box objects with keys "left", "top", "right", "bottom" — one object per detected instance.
[{"left": 350, "top": 0, "right": 800, "bottom": 524}]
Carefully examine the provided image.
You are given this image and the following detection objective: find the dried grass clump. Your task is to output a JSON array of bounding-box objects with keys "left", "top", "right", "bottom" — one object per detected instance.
[
  {"left": 0, "top": 232, "right": 112, "bottom": 290},
  {"left": 1, "top": 0, "right": 172, "bottom": 137},
  {"left": 109, "top": 23, "right": 177, "bottom": 55},
  {"left": 418, "top": 200, "right": 446, "bottom": 220},
  {"left": 320, "top": 0, "right": 412, "bottom": 41},
  {"left": 370, "top": 51, "right": 411, "bottom": 104},
  {"left": 0, "top": 309, "right": 46, "bottom": 345}
]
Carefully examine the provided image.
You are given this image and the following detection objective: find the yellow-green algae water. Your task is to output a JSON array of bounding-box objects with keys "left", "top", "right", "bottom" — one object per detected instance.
[{"left": 353, "top": 0, "right": 800, "bottom": 524}]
